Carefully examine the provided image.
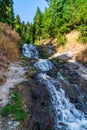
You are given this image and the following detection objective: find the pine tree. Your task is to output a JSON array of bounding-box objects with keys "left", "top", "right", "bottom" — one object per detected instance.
[
  {"left": 0, "top": 0, "right": 14, "bottom": 27},
  {"left": 15, "top": 14, "right": 21, "bottom": 35},
  {"left": 33, "top": 7, "right": 43, "bottom": 42}
]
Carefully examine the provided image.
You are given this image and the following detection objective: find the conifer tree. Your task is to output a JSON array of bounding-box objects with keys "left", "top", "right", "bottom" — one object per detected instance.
[
  {"left": 0, "top": 0, "right": 14, "bottom": 27},
  {"left": 33, "top": 7, "right": 43, "bottom": 41}
]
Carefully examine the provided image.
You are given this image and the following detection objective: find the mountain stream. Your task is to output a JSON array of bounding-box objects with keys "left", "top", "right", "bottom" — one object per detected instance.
[{"left": 22, "top": 44, "right": 87, "bottom": 130}]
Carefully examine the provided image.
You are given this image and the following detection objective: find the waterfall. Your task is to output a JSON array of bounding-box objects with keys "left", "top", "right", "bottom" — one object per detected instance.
[
  {"left": 22, "top": 44, "right": 87, "bottom": 130},
  {"left": 22, "top": 44, "right": 39, "bottom": 58},
  {"left": 37, "top": 73, "right": 87, "bottom": 130},
  {"left": 34, "top": 59, "right": 54, "bottom": 72}
]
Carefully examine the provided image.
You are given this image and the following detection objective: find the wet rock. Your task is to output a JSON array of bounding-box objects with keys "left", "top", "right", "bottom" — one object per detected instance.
[
  {"left": 0, "top": 74, "right": 7, "bottom": 85},
  {"left": 57, "top": 62, "right": 87, "bottom": 114},
  {"left": 57, "top": 53, "right": 71, "bottom": 62},
  {"left": 22, "top": 44, "right": 39, "bottom": 59},
  {"left": 15, "top": 78, "right": 55, "bottom": 130},
  {"left": 59, "top": 122, "right": 67, "bottom": 127},
  {"left": 64, "top": 62, "right": 80, "bottom": 70},
  {"left": 34, "top": 59, "right": 54, "bottom": 72},
  {"left": 70, "top": 98, "right": 79, "bottom": 103}
]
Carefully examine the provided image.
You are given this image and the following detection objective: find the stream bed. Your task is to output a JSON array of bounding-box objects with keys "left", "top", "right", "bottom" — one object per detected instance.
[{"left": 22, "top": 44, "right": 87, "bottom": 130}]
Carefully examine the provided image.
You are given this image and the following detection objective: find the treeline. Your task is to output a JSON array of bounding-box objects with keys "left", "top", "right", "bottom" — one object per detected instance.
[
  {"left": 0, "top": 0, "right": 14, "bottom": 27},
  {"left": 0, "top": 0, "right": 87, "bottom": 44},
  {"left": 0, "top": 0, "right": 34, "bottom": 43},
  {"left": 34, "top": 0, "right": 87, "bottom": 44}
]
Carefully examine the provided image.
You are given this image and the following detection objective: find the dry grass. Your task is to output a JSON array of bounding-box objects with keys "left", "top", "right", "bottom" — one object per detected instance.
[
  {"left": 56, "top": 30, "right": 86, "bottom": 53},
  {"left": 0, "top": 22, "right": 21, "bottom": 62},
  {"left": 41, "top": 31, "right": 86, "bottom": 54},
  {"left": 55, "top": 30, "right": 87, "bottom": 66},
  {"left": 75, "top": 46, "right": 87, "bottom": 66}
]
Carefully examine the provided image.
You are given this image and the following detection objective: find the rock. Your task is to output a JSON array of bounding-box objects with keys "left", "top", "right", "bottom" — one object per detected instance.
[
  {"left": 22, "top": 44, "right": 39, "bottom": 59},
  {"left": 57, "top": 53, "right": 71, "bottom": 62},
  {"left": 64, "top": 62, "right": 80, "bottom": 70},
  {"left": 59, "top": 122, "right": 67, "bottom": 126},
  {"left": 13, "top": 121, "right": 20, "bottom": 127},
  {"left": 15, "top": 79, "right": 55, "bottom": 130},
  {"left": 34, "top": 59, "right": 54, "bottom": 72}
]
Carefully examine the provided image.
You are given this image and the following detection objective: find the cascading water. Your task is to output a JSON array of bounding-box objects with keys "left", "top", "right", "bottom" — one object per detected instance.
[
  {"left": 22, "top": 44, "right": 39, "bottom": 58},
  {"left": 22, "top": 44, "right": 87, "bottom": 130},
  {"left": 34, "top": 59, "right": 54, "bottom": 72},
  {"left": 37, "top": 73, "right": 87, "bottom": 130}
]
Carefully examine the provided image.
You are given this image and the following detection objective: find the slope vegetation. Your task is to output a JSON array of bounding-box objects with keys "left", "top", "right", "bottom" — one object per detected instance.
[{"left": 0, "top": 22, "right": 21, "bottom": 63}]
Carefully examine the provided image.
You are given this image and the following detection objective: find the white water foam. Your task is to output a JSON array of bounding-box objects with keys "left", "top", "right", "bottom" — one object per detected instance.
[
  {"left": 22, "top": 44, "right": 39, "bottom": 58},
  {"left": 34, "top": 59, "right": 54, "bottom": 72},
  {"left": 38, "top": 73, "right": 87, "bottom": 130}
]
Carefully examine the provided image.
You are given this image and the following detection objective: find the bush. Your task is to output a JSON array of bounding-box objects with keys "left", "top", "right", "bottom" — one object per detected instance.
[
  {"left": 39, "top": 45, "right": 50, "bottom": 59},
  {"left": 0, "top": 22, "right": 21, "bottom": 62},
  {"left": 0, "top": 91, "right": 27, "bottom": 122},
  {"left": 79, "top": 26, "right": 87, "bottom": 43},
  {"left": 56, "top": 33, "right": 67, "bottom": 46}
]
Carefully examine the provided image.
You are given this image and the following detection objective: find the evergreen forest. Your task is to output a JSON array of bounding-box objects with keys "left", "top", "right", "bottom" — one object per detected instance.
[{"left": 0, "top": 0, "right": 87, "bottom": 44}]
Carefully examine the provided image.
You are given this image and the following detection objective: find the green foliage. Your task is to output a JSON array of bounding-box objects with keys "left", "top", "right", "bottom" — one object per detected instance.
[
  {"left": 33, "top": 7, "right": 43, "bottom": 41},
  {"left": 21, "top": 56, "right": 29, "bottom": 66},
  {"left": 0, "top": 0, "right": 87, "bottom": 45},
  {"left": 52, "top": 57, "right": 64, "bottom": 64},
  {"left": 56, "top": 33, "right": 66, "bottom": 46},
  {"left": 0, "top": 91, "right": 27, "bottom": 122},
  {"left": 39, "top": 45, "right": 50, "bottom": 59},
  {"left": 79, "top": 26, "right": 87, "bottom": 43},
  {"left": 33, "top": 0, "right": 87, "bottom": 44},
  {"left": 43, "top": 0, "right": 87, "bottom": 44},
  {"left": 25, "top": 67, "right": 37, "bottom": 79},
  {"left": 42, "top": 8, "right": 53, "bottom": 39},
  {"left": 0, "top": 0, "right": 14, "bottom": 27},
  {"left": 34, "top": 40, "right": 40, "bottom": 45},
  {"left": 15, "top": 24, "right": 21, "bottom": 34}
]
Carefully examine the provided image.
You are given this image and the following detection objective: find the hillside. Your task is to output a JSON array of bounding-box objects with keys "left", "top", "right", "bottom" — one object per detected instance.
[
  {"left": 0, "top": 0, "right": 87, "bottom": 129},
  {"left": 0, "top": 22, "right": 87, "bottom": 129},
  {"left": 0, "top": 22, "right": 21, "bottom": 86},
  {"left": 0, "top": 22, "right": 21, "bottom": 63}
]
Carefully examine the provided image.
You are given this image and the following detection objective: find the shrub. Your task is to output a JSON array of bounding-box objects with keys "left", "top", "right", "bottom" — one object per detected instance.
[
  {"left": 79, "top": 26, "right": 87, "bottom": 43},
  {"left": 75, "top": 47, "right": 87, "bottom": 66},
  {"left": 0, "top": 91, "right": 27, "bottom": 122},
  {"left": 0, "top": 22, "right": 21, "bottom": 62},
  {"left": 56, "top": 33, "right": 67, "bottom": 46}
]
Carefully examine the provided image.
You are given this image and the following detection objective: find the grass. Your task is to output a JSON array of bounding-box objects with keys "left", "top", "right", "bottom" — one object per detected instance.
[
  {"left": 0, "top": 22, "right": 21, "bottom": 62},
  {"left": 41, "top": 104, "right": 53, "bottom": 113},
  {"left": 39, "top": 45, "right": 51, "bottom": 59},
  {"left": 34, "top": 40, "right": 41, "bottom": 45},
  {"left": 25, "top": 67, "right": 37, "bottom": 79},
  {"left": 52, "top": 57, "right": 64, "bottom": 64},
  {"left": 56, "top": 30, "right": 86, "bottom": 53},
  {"left": 75, "top": 46, "right": 87, "bottom": 66},
  {"left": 0, "top": 75, "right": 7, "bottom": 85},
  {"left": 21, "top": 56, "right": 29, "bottom": 66},
  {"left": 56, "top": 33, "right": 67, "bottom": 46},
  {"left": 0, "top": 91, "right": 27, "bottom": 122}
]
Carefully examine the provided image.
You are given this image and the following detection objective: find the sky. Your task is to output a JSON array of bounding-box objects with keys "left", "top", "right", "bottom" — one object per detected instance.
[{"left": 13, "top": 0, "right": 48, "bottom": 23}]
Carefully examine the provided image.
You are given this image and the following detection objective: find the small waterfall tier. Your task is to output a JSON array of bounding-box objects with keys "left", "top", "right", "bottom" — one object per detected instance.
[
  {"left": 37, "top": 73, "right": 87, "bottom": 130},
  {"left": 22, "top": 44, "right": 39, "bottom": 58},
  {"left": 34, "top": 59, "right": 54, "bottom": 72}
]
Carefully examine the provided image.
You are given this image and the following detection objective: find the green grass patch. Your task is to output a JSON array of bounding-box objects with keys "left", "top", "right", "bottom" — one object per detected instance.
[
  {"left": 0, "top": 91, "right": 27, "bottom": 122},
  {"left": 25, "top": 67, "right": 37, "bottom": 79},
  {"left": 53, "top": 57, "right": 64, "bottom": 64},
  {"left": 34, "top": 40, "right": 41, "bottom": 45},
  {"left": 56, "top": 33, "right": 67, "bottom": 46},
  {"left": 21, "top": 56, "right": 29, "bottom": 66},
  {"left": 39, "top": 46, "right": 50, "bottom": 59}
]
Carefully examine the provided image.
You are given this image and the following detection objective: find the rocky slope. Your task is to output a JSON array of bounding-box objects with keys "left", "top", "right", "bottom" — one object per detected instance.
[{"left": 0, "top": 27, "right": 87, "bottom": 130}]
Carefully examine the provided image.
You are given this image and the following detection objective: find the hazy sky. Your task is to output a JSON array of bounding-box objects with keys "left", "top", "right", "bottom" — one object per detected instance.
[{"left": 13, "top": 0, "right": 48, "bottom": 23}]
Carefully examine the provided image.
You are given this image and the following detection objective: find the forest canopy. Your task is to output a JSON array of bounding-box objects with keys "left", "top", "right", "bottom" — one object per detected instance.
[{"left": 0, "top": 0, "right": 87, "bottom": 44}]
